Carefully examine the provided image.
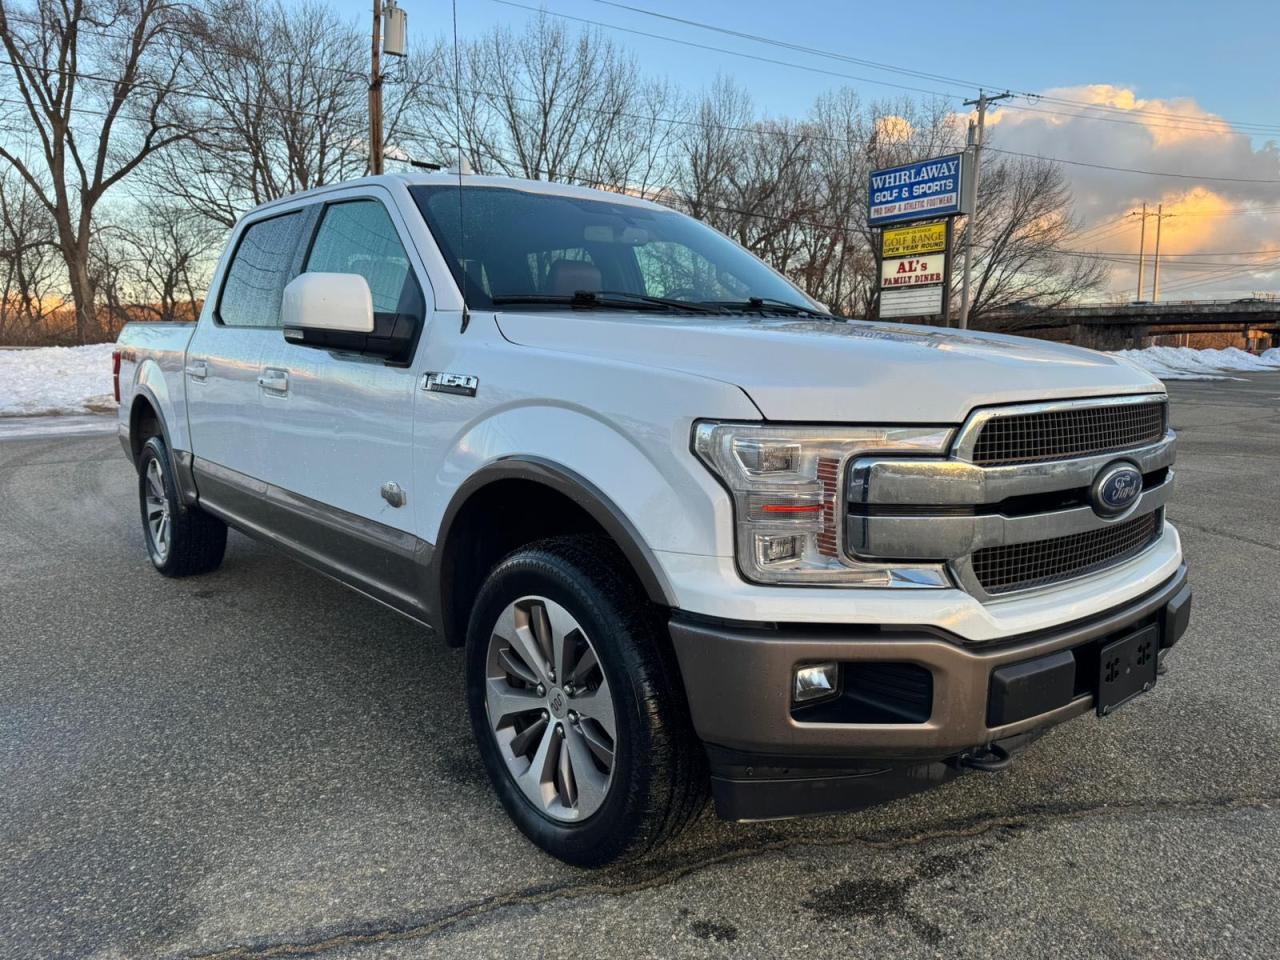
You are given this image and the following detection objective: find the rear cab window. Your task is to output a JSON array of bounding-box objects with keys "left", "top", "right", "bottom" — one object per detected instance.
[{"left": 216, "top": 211, "right": 308, "bottom": 328}]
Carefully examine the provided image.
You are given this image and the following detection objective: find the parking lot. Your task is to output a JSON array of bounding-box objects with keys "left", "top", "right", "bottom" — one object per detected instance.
[{"left": 2, "top": 374, "right": 1278, "bottom": 960}]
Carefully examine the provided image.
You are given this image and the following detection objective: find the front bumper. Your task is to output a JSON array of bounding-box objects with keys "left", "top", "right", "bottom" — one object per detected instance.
[{"left": 670, "top": 566, "right": 1191, "bottom": 820}]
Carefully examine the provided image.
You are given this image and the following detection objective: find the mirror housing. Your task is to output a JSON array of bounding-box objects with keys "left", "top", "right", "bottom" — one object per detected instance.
[
  {"left": 282, "top": 272, "right": 374, "bottom": 334},
  {"left": 282, "top": 272, "right": 418, "bottom": 364}
]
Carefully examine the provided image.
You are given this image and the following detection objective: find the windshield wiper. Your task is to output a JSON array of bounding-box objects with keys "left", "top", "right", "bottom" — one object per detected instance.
[
  {"left": 490, "top": 290, "right": 728, "bottom": 315},
  {"left": 712, "top": 297, "right": 835, "bottom": 318}
]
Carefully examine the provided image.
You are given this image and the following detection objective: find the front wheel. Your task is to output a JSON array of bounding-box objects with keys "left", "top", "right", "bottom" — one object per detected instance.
[
  {"left": 137, "top": 436, "right": 227, "bottom": 577},
  {"left": 465, "top": 537, "right": 706, "bottom": 866}
]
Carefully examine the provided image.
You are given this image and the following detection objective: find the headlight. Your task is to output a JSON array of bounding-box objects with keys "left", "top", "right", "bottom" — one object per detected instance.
[{"left": 693, "top": 421, "right": 954, "bottom": 586}]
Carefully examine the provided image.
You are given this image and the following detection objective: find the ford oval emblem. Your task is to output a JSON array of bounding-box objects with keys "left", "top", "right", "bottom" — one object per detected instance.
[{"left": 1091, "top": 461, "right": 1143, "bottom": 517}]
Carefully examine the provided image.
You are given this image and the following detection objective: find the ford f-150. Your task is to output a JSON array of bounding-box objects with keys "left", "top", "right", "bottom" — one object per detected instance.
[{"left": 113, "top": 172, "right": 1191, "bottom": 865}]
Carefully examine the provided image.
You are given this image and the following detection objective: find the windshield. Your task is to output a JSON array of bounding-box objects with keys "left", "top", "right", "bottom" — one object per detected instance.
[{"left": 410, "top": 184, "right": 820, "bottom": 314}]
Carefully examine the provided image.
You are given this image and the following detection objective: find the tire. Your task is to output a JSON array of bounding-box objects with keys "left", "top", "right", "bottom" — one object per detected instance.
[
  {"left": 137, "top": 435, "right": 227, "bottom": 577},
  {"left": 465, "top": 536, "right": 706, "bottom": 866}
]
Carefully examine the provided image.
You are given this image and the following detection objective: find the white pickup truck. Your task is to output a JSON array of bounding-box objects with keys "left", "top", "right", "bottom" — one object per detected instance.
[{"left": 114, "top": 172, "right": 1191, "bottom": 865}]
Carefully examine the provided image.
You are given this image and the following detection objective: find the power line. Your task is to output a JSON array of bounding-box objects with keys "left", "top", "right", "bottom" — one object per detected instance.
[
  {"left": 589, "top": 0, "right": 1280, "bottom": 138},
  {"left": 489, "top": 0, "right": 968, "bottom": 100},
  {"left": 7, "top": 3, "right": 1277, "bottom": 141},
  {"left": 1058, "top": 247, "right": 1280, "bottom": 258},
  {"left": 981, "top": 147, "right": 1280, "bottom": 184},
  {"left": 7, "top": 7, "right": 1280, "bottom": 187},
  {"left": 490, "top": 0, "right": 1280, "bottom": 183},
  {"left": 1157, "top": 259, "right": 1280, "bottom": 294}
]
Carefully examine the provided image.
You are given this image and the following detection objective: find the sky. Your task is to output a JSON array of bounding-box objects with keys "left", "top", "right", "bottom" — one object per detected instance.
[{"left": 336, "top": 0, "right": 1280, "bottom": 300}]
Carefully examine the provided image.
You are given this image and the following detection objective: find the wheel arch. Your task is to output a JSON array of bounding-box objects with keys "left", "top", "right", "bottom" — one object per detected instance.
[
  {"left": 127, "top": 387, "right": 200, "bottom": 506},
  {"left": 128, "top": 387, "right": 170, "bottom": 463},
  {"left": 429, "top": 457, "right": 676, "bottom": 647}
]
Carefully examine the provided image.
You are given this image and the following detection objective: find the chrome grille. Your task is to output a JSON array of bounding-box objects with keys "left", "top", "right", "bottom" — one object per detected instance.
[
  {"left": 971, "top": 401, "right": 1166, "bottom": 466},
  {"left": 971, "top": 511, "right": 1162, "bottom": 596}
]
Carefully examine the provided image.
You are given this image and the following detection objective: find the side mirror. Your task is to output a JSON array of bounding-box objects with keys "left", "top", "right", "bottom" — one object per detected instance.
[
  {"left": 281, "top": 272, "right": 418, "bottom": 364},
  {"left": 282, "top": 272, "right": 374, "bottom": 335}
]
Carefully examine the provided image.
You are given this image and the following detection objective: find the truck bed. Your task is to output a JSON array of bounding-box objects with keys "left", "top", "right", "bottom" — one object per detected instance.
[{"left": 115, "top": 321, "right": 196, "bottom": 457}]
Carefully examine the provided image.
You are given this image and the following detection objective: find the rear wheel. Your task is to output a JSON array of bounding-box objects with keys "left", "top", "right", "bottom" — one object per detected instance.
[
  {"left": 137, "top": 436, "right": 227, "bottom": 577},
  {"left": 465, "top": 537, "right": 705, "bottom": 866}
]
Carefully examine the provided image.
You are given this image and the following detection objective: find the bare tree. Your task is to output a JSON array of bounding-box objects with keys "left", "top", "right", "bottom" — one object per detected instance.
[
  {"left": 94, "top": 201, "right": 222, "bottom": 330},
  {"left": 405, "top": 14, "right": 685, "bottom": 196},
  {"left": 960, "top": 154, "right": 1109, "bottom": 325},
  {"left": 0, "top": 0, "right": 189, "bottom": 343},
  {"left": 799, "top": 88, "right": 874, "bottom": 314},
  {"left": 672, "top": 77, "right": 752, "bottom": 225},
  {"left": 149, "top": 0, "right": 370, "bottom": 228},
  {"left": 0, "top": 168, "right": 66, "bottom": 342}
]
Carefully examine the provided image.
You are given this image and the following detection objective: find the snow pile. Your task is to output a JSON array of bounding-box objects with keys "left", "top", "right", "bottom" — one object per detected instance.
[
  {"left": 0, "top": 344, "right": 118, "bottom": 416},
  {"left": 1114, "top": 345, "right": 1280, "bottom": 381}
]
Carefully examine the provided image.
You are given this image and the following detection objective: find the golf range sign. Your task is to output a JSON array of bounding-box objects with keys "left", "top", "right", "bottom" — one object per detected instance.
[
  {"left": 881, "top": 220, "right": 947, "bottom": 259},
  {"left": 877, "top": 219, "right": 950, "bottom": 319}
]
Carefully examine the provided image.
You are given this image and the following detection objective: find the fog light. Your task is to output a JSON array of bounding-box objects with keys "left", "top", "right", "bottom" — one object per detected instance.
[{"left": 794, "top": 662, "right": 839, "bottom": 704}]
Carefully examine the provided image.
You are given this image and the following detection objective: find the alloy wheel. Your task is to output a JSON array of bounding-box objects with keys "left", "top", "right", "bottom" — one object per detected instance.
[
  {"left": 144, "top": 456, "right": 171, "bottom": 562},
  {"left": 484, "top": 595, "right": 617, "bottom": 822}
]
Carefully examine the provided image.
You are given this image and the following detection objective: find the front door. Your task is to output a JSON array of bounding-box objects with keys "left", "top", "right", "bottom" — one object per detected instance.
[{"left": 253, "top": 191, "right": 428, "bottom": 615}]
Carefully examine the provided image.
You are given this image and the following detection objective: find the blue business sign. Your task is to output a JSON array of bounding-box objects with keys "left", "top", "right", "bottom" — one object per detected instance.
[{"left": 868, "top": 152, "right": 969, "bottom": 227}]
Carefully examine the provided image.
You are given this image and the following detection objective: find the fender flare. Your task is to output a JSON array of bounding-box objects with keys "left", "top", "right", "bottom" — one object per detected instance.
[{"left": 428, "top": 456, "right": 677, "bottom": 639}]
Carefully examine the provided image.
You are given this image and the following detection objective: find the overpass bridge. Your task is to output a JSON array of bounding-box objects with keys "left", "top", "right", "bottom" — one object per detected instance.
[{"left": 979, "top": 299, "right": 1280, "bottom": 350}]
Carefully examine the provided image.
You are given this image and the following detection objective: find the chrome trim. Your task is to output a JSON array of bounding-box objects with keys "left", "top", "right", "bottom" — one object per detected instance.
[
  {"left": 423, "top": 371, "right": 478, "bottom": 397},
  {"left": 850, "top": 431, "right": 1175, "bottom": 507},
  {"left": 380, "top": 480, "right": 407, "bottom": 508},
  {"left": 847, "top": 471, "right": 1173, "bottom": 561},
  {"left": 845, "top": 393, "right": 1177, "bottom": 603},
  {"left": 952, "top": 392, "right": 1168, "bottom": 464}
]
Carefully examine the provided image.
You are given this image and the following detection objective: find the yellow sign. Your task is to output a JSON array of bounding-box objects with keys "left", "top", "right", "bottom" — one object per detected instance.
[{"left": 882, "top": 221, "right": 947, "bottom": 259}]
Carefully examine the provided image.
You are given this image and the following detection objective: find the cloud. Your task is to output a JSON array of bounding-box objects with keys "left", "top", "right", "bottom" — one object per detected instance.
[
  {"left": 980, "top": 85, "right": 1280, "bottom": 299},
  {"left": 874, "top": 114, "right": 915, "bottom": 143}
]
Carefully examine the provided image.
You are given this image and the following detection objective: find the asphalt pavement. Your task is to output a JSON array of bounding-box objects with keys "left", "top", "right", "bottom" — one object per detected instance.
[{"left": 2, "top": 375, "right": 1279, "bottom": 960}]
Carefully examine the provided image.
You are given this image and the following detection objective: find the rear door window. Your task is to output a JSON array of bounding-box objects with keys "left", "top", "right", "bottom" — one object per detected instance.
[{"left": 217, "top": 211, "right": 306, "bottom": 328}]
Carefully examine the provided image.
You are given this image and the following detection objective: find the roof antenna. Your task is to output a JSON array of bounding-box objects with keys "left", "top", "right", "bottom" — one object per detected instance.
[{"left": 451, "top": 0, "right": 470, "bottom": 333}]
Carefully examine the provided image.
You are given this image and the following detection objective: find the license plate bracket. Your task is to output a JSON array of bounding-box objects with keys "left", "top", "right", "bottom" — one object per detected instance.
[{"left": 1097, "top": 625, "right": 1159, "bottom": 717}]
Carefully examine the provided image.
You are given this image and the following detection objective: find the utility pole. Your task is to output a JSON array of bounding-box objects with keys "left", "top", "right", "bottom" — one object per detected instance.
[
  {"left": 958, "top": 89, "right": 1013, "bottom": 329},
  {"left": 369, "top": 0, "right": 383, "bottom": 175},
  {"left": 1131, "top": 204, "right": 1174, "bottom": 302},
  {"left": 1152, "top": 204, "right": 1174, "bottom": 303},
  {"left": 1135, "top": 202, "right": 1147, "bottom": 302}
]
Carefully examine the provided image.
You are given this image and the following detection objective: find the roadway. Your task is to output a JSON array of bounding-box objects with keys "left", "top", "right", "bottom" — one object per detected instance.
[{"left": 2, "top": 375, "right": 1278, "bottom": 959}]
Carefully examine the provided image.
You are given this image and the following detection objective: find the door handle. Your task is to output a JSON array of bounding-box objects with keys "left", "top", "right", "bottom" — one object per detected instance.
[
  {"left": 257, "top": 369, "right": 289, "bottom": 394},
  {"left": 185, "top": 359, "right": 208, "bottom": 381}
]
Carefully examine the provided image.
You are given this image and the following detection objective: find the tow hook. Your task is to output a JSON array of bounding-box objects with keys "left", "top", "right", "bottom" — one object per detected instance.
[{"left": 956, "top": 743, "right": 1014, "bottom": 773}]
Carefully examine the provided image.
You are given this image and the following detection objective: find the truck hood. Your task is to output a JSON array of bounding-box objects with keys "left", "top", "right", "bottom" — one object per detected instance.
[{"left": 494, "top": 311, "right": 1163, "bottom": 423}]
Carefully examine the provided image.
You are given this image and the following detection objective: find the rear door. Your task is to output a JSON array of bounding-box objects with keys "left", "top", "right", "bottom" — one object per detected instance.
[{"left": 185, "top": 208, "right": 311, "bottom": 482}]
